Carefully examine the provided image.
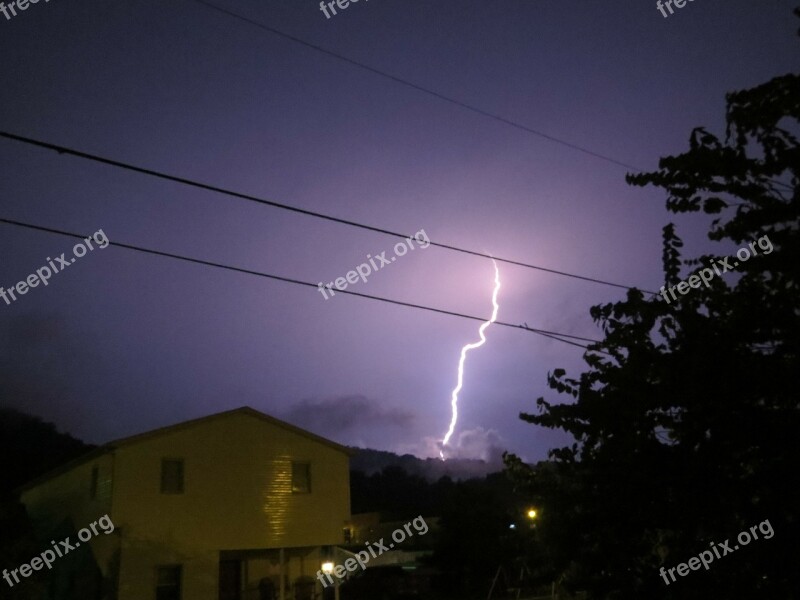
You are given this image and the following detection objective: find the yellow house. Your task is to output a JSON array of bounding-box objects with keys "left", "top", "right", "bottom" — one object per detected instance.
[{"left": 18, "top": 406, "right": 352, "bottom": 600}]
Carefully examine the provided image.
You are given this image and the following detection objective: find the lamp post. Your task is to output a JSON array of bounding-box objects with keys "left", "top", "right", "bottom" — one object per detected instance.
[
  {"left": 526, "top": 508, "right": 539, "bottom": 530},
  {"left": 321, "top": 561, "right": 340, "bottom": 600}
]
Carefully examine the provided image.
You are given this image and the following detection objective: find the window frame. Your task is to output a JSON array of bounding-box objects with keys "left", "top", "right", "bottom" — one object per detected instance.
[
  {"left": 291, "top": 461, "right": 311, "bottom": 494},
  {"left": 160, "top": 458, "right": 185, "bottom": 495},
  {"left": 90, "top": 466, "right": 99, "bottom": 499},
  {"left": 155, "top": 564, "right": 182, "bottom": 600}
]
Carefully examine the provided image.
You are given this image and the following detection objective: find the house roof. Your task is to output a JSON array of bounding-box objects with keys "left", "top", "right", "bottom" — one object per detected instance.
[{"left": 16, "top": 406, "right": 353, "bottom": 494}]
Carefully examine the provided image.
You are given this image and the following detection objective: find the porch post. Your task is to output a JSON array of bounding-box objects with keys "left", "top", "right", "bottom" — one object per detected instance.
[{"left": 279, "top": 548, "right": 285, "bottom": 600}]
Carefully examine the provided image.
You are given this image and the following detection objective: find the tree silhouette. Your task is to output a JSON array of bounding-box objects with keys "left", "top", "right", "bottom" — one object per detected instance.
[
  {"left": 507, "top": 19, "right": 799, "bottom": 600},
  {"left": 0, "top": 407, "right": 94, "bottom": 499},
  {"left": 0, "top": 408, "right": 94, "bottom": 598}
]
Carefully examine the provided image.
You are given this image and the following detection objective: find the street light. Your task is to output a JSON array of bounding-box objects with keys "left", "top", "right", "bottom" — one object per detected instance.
[{"left": 321, "top": 561, "right": 339, "bottom": 600}]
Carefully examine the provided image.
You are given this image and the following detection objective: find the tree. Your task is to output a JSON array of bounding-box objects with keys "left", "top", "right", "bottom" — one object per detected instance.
[
  {"left": 429, "top": 473, "right": 526, "bottom": 600},
  {"left": 0, "top": 407, "right": 94, "bottom": 499},
  {"left": 506, "top": 23, "right": 799, "bottom": 600},
  {"left": 0, "top": 499, "right": 49, "bottom": 599},
  {"left": 0, "top": 408, "right": 95, "bottom": 598}
]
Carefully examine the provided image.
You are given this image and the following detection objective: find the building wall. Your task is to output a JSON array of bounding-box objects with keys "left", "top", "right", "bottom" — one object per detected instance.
[
  {"left": 20, "top": 410, "right": 350, "bottom": 600},
  {"left": 21, "top": 452, "right": 114, "bottom": 532},
  {"left": 20, "top": 452, "right": 119, "bottom": 599},
  {"left": 110, "top": 411, "right": 350, "bottom": 600},
  {"left": 117, "top": 540, "right": 218, "bottom": 600},
  {"left": 239, "top": 547, "right": 323, "bottom": 599}
]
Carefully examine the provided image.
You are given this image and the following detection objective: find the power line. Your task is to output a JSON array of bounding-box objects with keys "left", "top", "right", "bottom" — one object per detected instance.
[
  {"left": 188, "top": 0, "right": 643, "bottom": 174},
  {"left": 188, "top": 3, "right": 796, "bottom": 199},
  {"left": 0, "top": 131, "right": 657, "bottom": 295},
  {"left": 0, "top": 216, "right": 601, "bottom": 350}
]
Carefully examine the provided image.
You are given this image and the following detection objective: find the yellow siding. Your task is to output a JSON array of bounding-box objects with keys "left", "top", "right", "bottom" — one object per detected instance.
[
  {"left": 20, "top": 452, "right": 119, "bottom": 589},
  {"left": 111, "top": 410, "right": 350, "bottom": 551},
  {"left": 21, "top": 452, "right": 114, "bottom": 528},
  {"left": 20, "top": 409, "right": 351, "bottom": 600}
]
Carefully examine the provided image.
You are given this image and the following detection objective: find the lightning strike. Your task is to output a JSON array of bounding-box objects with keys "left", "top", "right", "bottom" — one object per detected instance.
[{"left": 440, "top": 259, "right": 501, "bottom": 460}]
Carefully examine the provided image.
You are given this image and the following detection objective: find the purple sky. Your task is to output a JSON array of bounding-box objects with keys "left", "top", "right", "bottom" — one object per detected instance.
[{"left": 0, "top": 0, "right": 796, "bottom": 463}]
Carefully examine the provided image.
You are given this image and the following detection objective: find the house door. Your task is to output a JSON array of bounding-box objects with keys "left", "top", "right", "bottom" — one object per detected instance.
[{"left": 218, "top": 559, "right": 241, "bottom": 600}]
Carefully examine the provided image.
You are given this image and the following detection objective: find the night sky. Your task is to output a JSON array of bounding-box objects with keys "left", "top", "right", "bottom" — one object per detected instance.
[{"left": 1, "top": 0, "right": 796, "bottom": 462}]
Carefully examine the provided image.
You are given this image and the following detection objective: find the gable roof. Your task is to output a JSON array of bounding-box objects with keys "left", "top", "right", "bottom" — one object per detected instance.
[
  {"left": 107, "top": 406, "right": 352, "bottom": 454},
  {"left": 16, "top": 406, "right": 352, "bottom": 493}
]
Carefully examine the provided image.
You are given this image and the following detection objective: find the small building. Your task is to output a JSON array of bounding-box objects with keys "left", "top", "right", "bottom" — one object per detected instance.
[
  {"left": 17, "top": 406, "right": 352, "bottom": 600},
  {"left": 346, "top": 512, "right": 437, "bottom": 569}
]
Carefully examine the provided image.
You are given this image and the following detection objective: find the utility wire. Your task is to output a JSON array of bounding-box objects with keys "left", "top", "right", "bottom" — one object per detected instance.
[
  {"left": 188, "top": 0, "right": 643, "bottom": 173},
  {"left": 189, "top": 0, "right": 797, "bottom": 195},
  {"left": 0, "top": 131, "right": 657, "bottom": 295},
  {"left": 189, "top": 1, "right": 797, "bottom": 196},
  {"left": 0, "top": 216, "right": 601, "bottom": 350}
]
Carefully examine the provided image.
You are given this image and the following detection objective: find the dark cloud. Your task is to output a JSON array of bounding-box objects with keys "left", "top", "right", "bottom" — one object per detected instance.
[
  {"left": 0, "top": 313, "right": 74, "bottom": 409},
  {"left": 283, "top": 395, "right": 415, "bottom": 439},
  {"left": 0, "top": 313, "right": 104, "bottom": 441},
  {"left": 0, "top": 0, "right": 792, "bottom": 462}
]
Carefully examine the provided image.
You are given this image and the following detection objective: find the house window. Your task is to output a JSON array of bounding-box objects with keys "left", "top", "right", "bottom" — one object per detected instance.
[
  {"left": 90, "top": 466, "right": 99, "bottom": 499},
  {"left": 160, "top": 459, "right": 184, "bottom": 494},
  {"left": 291, "top": 462, "right": 311, "bottom": 493},
  {"left": 155, "top": 565, "right": 182, "bottom": 600}
]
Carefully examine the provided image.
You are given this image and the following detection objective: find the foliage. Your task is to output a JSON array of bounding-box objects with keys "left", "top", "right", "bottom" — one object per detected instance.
[
  {"left": 0, "top": 406, "right": 94, "bottom": 499},
  {"left": 506, "top": 41, "right": 799, "bottom": 600}
]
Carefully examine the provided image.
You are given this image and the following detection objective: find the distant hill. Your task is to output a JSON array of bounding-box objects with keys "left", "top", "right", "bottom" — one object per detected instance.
[
  {"left": 0, "top": 407, "right": 503, "bottom": 499},
  {"left": 0, "top": 407, "right": 95, "bottom": 498},
  {"left": 349, "top": 447, "right": 504, "bottom": 481}
]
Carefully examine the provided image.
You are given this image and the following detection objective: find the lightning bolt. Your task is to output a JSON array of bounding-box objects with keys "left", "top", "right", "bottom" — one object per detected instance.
[{"left": 440, "top": 259, "right": 501, "bottom": 460}]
